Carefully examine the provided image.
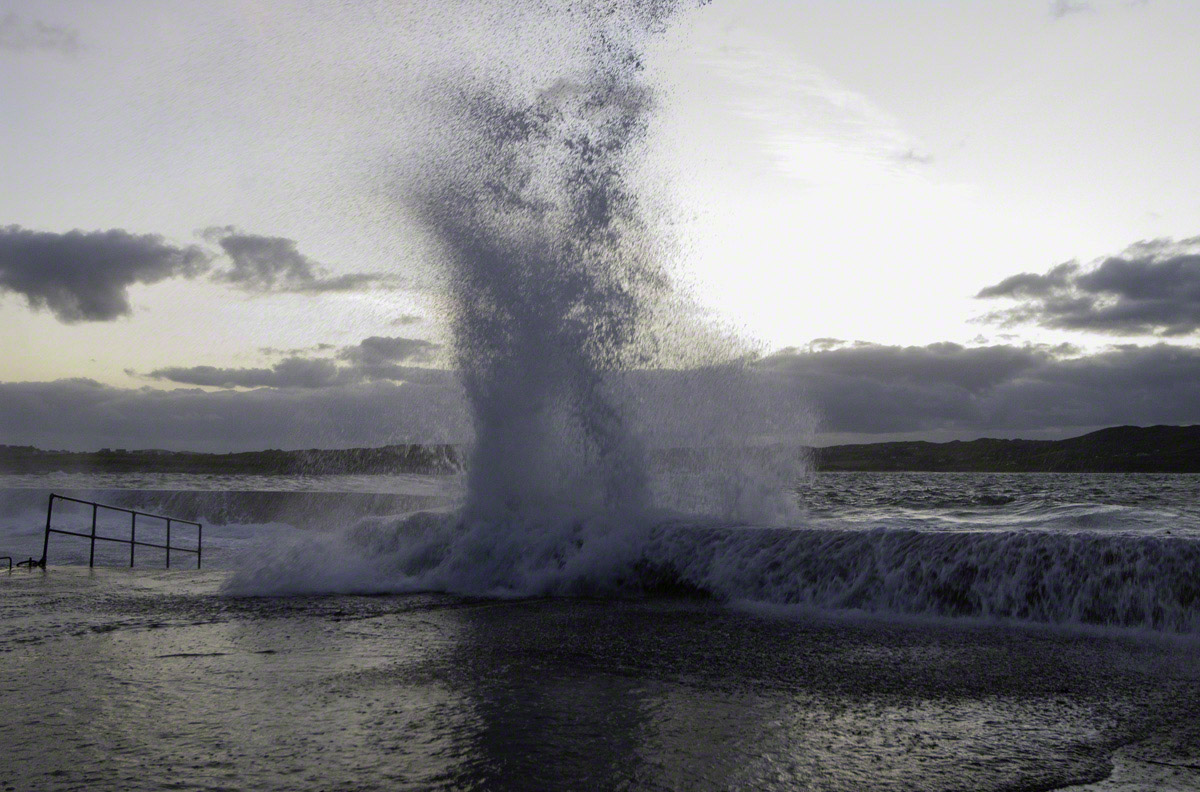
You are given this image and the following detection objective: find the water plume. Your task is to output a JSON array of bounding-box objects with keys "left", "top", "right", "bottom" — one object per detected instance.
[
  {"left": 231, "top": 0, "right": 731, "bottom": 596},
  {"left": 421, "top": 71, "right": 660, "bottom": 523},
  {"left": 398, "top": 1, "right": 714, "bottom": 585}
]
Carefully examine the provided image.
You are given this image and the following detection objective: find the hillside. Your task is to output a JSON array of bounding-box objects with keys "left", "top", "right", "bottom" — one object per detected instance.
[
  {"left": 815, "top": 425, "right": 1200, "bottom": 473},
  {"left": 0, "top": 444, "right": 463, "bottom": 475},
  {"left": 3, "top": 425, "right": 1199, "bottom": 475}
]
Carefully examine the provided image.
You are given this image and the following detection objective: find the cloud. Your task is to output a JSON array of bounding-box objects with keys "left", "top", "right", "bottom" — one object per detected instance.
[
  {"left": 0, "top": 13, "right": 79, "bottom": 54},
  {"left": 888, "top": 147, "right": 933, "bottom": 166},
  {"left": 391, "top": 314, "right": 424, "bottom": 326},
  {"left": 337, "top": 335, "right": 441, "bottom": 366},
  {"left": 977, "top": 261, "right": 1080, "bottom": 299},
  {"left": 1050, "top": 0, "right": 1092, "bottom": 18},
  {"left": 1050, "top": 0, "right": 1151, "bottom": 18},
  {"left": 0, "top": 224, "right": 395, "bottom": 324},
  {"left": 259, "top": 343, "right": 337, "bottom": 357},
  {"left": 0, "top": 225, "right": 210, "bottom": 322},
  {"left": 148, "top": 357, "right": 352, "bottom": 389},
  {"left": 977, "top": 237, "right": 1200, "bottom": 336},
  {"left": 0, "top": 378, "right": 468, "bottom": 452},
  {"left": 755, "top": 341, "right": 1200, "bottom": 436},
  {"left": 202, "top": 227, "right": 388, "bottom": 294},
  {"left": 802, "top": 338, "right": 850, "bottom": 353},
  {"left": 69, "top": 341, "right": 1200, "bottom": 448},
  {"left": 145, "top": 336, "right": 443, "bottom": 389}
]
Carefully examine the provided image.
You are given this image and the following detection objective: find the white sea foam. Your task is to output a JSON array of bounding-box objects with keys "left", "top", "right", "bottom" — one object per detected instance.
[{"left": 223, "top": 511, "right": 1200, "bottom": 633}]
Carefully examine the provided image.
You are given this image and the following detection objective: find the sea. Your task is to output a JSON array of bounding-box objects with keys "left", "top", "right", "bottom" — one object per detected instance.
[{"left": 3, "top": 471, "right": 1199, "bottom": 791}]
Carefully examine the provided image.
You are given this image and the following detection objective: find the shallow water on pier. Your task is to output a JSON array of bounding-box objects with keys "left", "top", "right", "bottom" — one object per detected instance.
[{"left": 2, "top": 568, "right": 1199, "bottom": 791}]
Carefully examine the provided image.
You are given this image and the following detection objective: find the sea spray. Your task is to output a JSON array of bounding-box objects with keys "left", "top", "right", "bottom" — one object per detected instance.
[
  {"left": 419, "top": 57, "right": 658, "bottom": 523},
  {"left": 402, "top": 0, "right": 704, "bottom": 592},
  {"left": 229, "top": 0, "right": 749, "bottom": 596}
]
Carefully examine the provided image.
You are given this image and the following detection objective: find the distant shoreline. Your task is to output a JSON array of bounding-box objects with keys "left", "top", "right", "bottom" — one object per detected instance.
[
  {"left": 0, "top": 444, "right": 463, "bottom": 476},
  {"left": 814, "top": 424, "right": 1200, "bottom": 473},
  {"left": 2, "top": 425, "right": 1199, "bottom": 475}
]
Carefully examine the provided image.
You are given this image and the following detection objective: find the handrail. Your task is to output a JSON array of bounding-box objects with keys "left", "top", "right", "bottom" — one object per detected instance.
[
  {"left": 44, "top": 493, "right": 202, "bottom": 527},
  {"left": 40, "top": 493, "right": 202, "bottom": 570}
]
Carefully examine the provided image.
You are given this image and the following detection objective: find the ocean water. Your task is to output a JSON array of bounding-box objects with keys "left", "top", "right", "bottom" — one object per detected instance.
[
  {"left": 4, "top": 475, "right": 1200, "bottom": 791},
  {"left": 799, "top": 472, "right": 1200, "bottom": 536},
  {"left": 4, "top": 471, "right": 1199, "bottom": 632}
]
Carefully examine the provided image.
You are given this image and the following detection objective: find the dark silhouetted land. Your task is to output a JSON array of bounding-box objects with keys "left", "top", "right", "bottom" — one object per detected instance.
[
  {"left": 814, "top": 425, "right": 1200, "bottom": 473},
  {"left": 2, "top": 425, "right": 1199, "bottom": 474},
  {"left": 0, "top": 444, "right": 462, "bottom": 475}
]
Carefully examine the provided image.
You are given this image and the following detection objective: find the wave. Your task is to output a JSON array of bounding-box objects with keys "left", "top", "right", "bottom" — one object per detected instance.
[
  {"left": 10, "top": 482, "right": 1197, "bottom": 634},
  {"left": 226, "top": 512, "right": 1200, "bottom": 634},
  {"left": 647, "top": 524, "right": 1200, "bottom": 633},
  {"left": 806, "top": 499, "right": 1196, "bottom": 539}
]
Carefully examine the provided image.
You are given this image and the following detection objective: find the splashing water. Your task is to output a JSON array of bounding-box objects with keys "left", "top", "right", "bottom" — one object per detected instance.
[
  {"left": 419, "top": 10, "right": 668, "bottom": 529},
  {"left": 229, "top": 0, "right": 788, "bottom": 597},
  {"left": 405, "top": 0, "right": 704, "bottom": 593}
]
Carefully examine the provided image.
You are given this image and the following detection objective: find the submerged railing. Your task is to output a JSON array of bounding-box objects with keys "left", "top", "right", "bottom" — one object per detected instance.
[
  {"left": 39, "top": 494, "right": 202, "bottom": 569},
  {"left": 3, "top": 555, "right": 42, "bottom": 571}
]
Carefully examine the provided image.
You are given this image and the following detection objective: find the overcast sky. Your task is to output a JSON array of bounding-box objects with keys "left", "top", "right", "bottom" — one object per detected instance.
[{"left": 3, "top": 0, "right": 1199, "bottom": 449}]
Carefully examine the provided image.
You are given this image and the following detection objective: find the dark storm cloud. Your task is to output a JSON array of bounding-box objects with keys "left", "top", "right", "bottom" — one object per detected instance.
[
  {"left": 148, "top": 358, "right": 352, "bottom": 389},
  {"left": 202, "top": 227, "right": 388, "bottom": 294},
  {"left": 0, "top": 225, "right": 210, "bottom": 323},
  {"left": 0, "top": 224, "right": 394, "bottom": 324},
  {"left": 756, "top": 341, "right": 1200, "bottom": 435},
  {"left": 259, "top": 343, "right": 337, "bottom": 358},
  {"left": 338, "top": 336, "right": 441, "bottom": 366},
  {"left": 0, "top": 378, "right": 468, "bottom": 452},
  {"left": 0, "top": 13, "right": 79, "bottom": 53},
  {"left": 977, "top": 261, "right": 1080, "bottom": 300},
  {"left": 6, "top": 342, "right": 1200, "bottom": 449},
  {"left": 145, "top": 336, "right": 443, "bottom": 389},
  {"left": 977, "top": 238, "right": 1200, "bottom": 336}
]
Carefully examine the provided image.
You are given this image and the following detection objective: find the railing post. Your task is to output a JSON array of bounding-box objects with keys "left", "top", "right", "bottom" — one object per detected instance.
[
  {"left": 89, "top": 503, "right": 97, "bottom": 568},
  {"left": 166, "top": 519, "right": 171, "bottom": 569},
  {"left": 130, "top": 512, "right": 136, "bottom": 567},
  {"left": 41, "top": 494, "right": 54, "bottom": 568},
  {"left": 88, "top": 504, "right": 98, "bottom": 566},
  {"left": 197, "top": 523, "right": 202, "bottom": 570}
]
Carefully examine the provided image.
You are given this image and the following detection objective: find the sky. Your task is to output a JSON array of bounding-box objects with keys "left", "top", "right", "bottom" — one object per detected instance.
[{"left": 2, "top": 0, "right": 1199, "bottom": 450}]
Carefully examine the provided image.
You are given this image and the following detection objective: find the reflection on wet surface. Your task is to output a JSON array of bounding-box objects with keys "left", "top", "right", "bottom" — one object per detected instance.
[{"left": 2, "top": 568, "right": 1199, "bottom": 791}]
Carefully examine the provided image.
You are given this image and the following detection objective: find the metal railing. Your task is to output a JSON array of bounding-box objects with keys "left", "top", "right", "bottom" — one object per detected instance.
[
  {"left": 3, "top": 555, "right": 43, "bottom": 571},
  {"left": 40, "top": 494, "right": 202, "bottom": 569}
]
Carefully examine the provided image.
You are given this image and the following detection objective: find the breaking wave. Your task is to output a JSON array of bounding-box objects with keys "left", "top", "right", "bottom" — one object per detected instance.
[
  {"left": 219, "top": 0, "right": 1200, "bottom": 636},
  {"left": 227, "top": 514, "right": 1200, "bottom": 634},
  {"left": 226, "top": 0, "right": 815, "bottom": 601},
  {"left": 222, "top": 0, "right": 1200, "bottom": 635}
]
